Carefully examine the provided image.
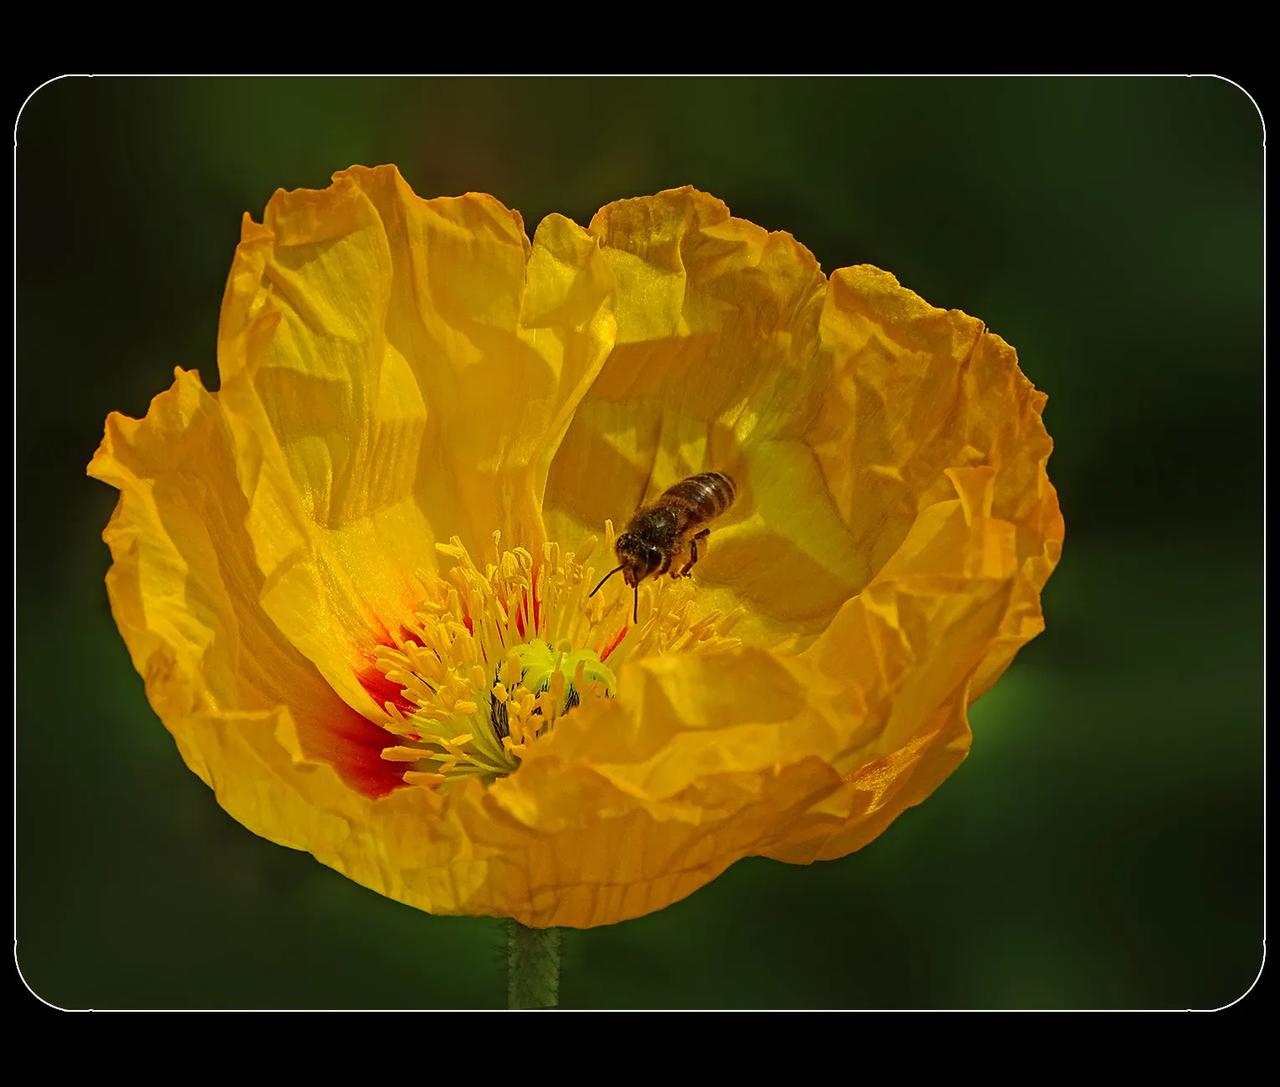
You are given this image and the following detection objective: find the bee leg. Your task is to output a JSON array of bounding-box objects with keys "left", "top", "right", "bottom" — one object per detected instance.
[{"left": 677, "top": 529, "right": 711, "bottom": 578}]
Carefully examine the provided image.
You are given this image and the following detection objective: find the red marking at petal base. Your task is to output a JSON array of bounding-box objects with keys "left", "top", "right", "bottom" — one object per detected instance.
[
  {"left": 317, "top": 621, "right": 433, "bottom": 799},
  {"left": 357, "top": 667, "right": 418, "bottom": 717},
  {"left": 531, "top": 564, "right": 543, "bottom": 636},
  {"left": 321, "top": 701, "right": 407, "bottom": 799}
]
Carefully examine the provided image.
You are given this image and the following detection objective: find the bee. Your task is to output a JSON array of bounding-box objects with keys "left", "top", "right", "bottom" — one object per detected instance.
[{"left": 589, "top": 472, "right": 737, "bottom": 623}]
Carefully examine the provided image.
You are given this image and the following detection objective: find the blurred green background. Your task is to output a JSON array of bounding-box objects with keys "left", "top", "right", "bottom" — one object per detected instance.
[{"left": 17, "top": 76, "right": 1262, "bottom": 1009}]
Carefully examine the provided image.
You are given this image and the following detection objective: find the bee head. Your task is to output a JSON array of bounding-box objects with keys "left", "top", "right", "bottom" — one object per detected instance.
[
  {"left": 588, "top": 533, "right": 664, "bottom": 624},
  {"left": 614, "top": 532, "right": 663, "bottom": 586}
]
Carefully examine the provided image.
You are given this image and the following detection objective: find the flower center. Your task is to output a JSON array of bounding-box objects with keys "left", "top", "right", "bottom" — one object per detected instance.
[{"left": 367, "top": 526, "right": 742, "bottom": 790}]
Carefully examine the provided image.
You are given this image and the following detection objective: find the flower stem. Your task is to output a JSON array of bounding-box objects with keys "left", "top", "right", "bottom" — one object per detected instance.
[{"left": 506, "top": 920, "right": 561, "bottom": 1009}]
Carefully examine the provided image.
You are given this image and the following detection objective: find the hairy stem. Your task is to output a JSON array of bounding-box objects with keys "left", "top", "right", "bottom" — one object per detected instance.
[{"left": 506, "top": 920, "right": 561, "bottom": 1009}]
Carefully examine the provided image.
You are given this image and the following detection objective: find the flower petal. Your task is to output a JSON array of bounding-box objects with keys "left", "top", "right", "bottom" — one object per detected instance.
[
  {"left": 811, "top": 265, "right": 1064, "bottom": 694},
  {"left": 544, "top": 187, "right": 868, "bottom": 644},
  {"left": 87, "top": 368, "right": 404, "bottom": 801},
  {"left": 538, "top": 506, "right": 1015, "bottom": 796},
  {"left": 536, "top": 258, "right": 1060, "bottom": 876},
  {"left": 85, "top": 369, "right": 550, "bottom": 921},
  {"left": 215, "top": 165, "right": 614, "bottom": 714},
  {"left": 474, "top": 752, "right": 849, "bottom": 927},
  {"left": 515, "top": 490, "right": 1019, "bottom": 890}
]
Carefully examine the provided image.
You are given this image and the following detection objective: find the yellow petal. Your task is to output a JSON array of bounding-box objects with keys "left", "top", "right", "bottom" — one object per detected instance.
[
  {"left": 476, "top": 752, "right": 848, "bottom": 926},
  {"left": 535, "top": 240, "right": 1061, "bottom": 882},
  {"left": 812, "top": 264, "right": 1064, "bottom": 695},
  {"left": 544, "top": 186, "right": 868, "bottom": 645},
  {"left": 215, "top": 165, "right": 614, "bottom": 715},
  {"left": 86, "top": 368, "right": 407, "bottom": 801},
  {"left": 508, "top": 497, "right": 1019, "bottom": 897},
  {"left": 83, "top": 368, "right": 639, "bottom": 926},
  {"left": 85, "top": 374, "right": 500, "bottom": 921}
]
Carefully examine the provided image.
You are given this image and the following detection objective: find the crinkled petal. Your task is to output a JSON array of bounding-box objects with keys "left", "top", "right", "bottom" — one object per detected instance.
[
  {"left": 87, "top": 368, "right": 406, "bottom": 802},
  {"left": 529, "top": 490, "right": 1015, "bottom": 868},
  {"left": 536, "top": 239, "right": 1061, "bottom": 876},
  {"left": 84, "top": 370, "right": 692, "bottom": 927},
  {"left": 544, "top": 187, "right": 868, "bottom": 644},
  {"left": 216, "top": 165, "right": 614, "bottom": 715},
  {"left": 810, "top": 265, "right": 1063, "bottom": 696}
]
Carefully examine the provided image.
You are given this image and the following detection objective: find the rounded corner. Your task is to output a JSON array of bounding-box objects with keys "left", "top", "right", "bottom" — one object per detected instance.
[
  {"left": 13, "top": 944, "right": 82, "bottom": 1013},
  {"left": 1200, "top": 941, "right": 1266, "bottom": 1012},
  {"left": 14, "top": 74, "right": 89, "bottom": 145},
  {"left": 1194, "top": 74, "right": 1266, "bottom": 143}
]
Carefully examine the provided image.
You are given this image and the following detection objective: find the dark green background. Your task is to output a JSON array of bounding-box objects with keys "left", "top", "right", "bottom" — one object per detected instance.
[{"left": 17, "top": 76, "right": 1263, "bottom": 1009}]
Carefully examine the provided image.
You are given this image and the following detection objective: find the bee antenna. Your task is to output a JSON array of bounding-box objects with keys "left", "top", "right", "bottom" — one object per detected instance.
[
  {"left": 589, "top": 565, "right": 624, "bottom": 598},
  {"left": 633, "top": 584, "right": 639, "bottom": 625}
]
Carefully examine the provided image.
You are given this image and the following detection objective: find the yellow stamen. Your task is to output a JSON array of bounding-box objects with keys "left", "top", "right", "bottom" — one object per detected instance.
[
  {"left": 402, "top": 771, "right": 447, "bottom": 788},
  {"left": 368, "top": 531, "right": 738, "bottom": 791}
]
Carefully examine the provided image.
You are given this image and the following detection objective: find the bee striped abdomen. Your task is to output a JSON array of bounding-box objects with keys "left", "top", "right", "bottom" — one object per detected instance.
[{"left": 660, "top": 471, "right": 736, "bottom": 519}]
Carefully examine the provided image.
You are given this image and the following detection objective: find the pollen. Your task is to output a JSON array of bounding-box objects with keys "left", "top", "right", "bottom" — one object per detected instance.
[{"left": 366, "top": 526, "right": 743, "bottom": 790}]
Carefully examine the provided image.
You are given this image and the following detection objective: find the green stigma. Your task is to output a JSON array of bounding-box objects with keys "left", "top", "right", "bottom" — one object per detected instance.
[{"left": 510, "top": 638, "right": 617, "bottom": 712}]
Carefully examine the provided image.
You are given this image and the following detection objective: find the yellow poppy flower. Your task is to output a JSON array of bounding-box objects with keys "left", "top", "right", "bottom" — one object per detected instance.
[{"left": 88, "top": 165, "right": 1062, "bottom": 930}]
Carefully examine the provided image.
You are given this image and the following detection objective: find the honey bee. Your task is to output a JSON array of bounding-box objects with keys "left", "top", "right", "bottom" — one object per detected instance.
[{"left": 589, "top": 472, "right": 737, "bottom": 622}]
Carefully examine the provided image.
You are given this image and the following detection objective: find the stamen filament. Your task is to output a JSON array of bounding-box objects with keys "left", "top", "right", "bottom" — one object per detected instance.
[{"left": 366, "top": 530, "right": 738, "bottom": 791}]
